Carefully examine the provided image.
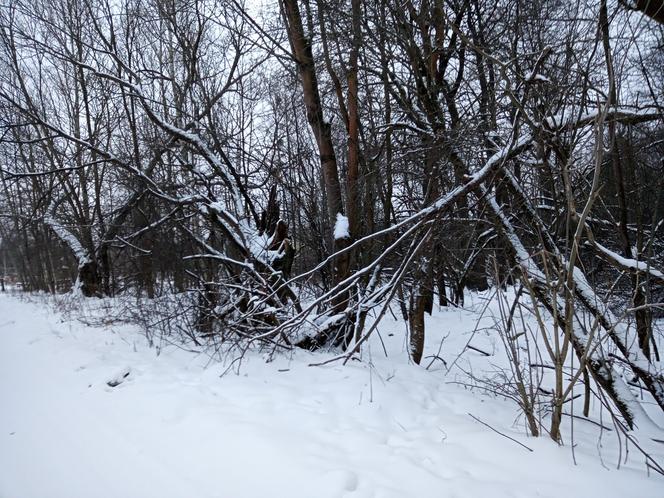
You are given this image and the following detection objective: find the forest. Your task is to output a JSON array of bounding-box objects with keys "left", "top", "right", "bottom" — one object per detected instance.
[{"left": 0, "top": 0, "right": 663, "bottom": 495}]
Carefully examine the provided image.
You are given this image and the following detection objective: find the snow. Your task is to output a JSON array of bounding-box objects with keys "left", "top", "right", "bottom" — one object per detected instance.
[
  {"left": 524, "top": 71, "right": 551, "bottom": 83},
  {"left": 1, "top": 292, "right": 663, "bottom": 498},
  {"left": 334, "top": 212, "right": 350, "bottom": 240}
]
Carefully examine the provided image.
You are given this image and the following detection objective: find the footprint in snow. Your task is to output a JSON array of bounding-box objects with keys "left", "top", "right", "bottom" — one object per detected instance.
[
  {"left": 106, "top": 367, "right": 132, "bottom": 387},
  {"left": 322, "top": 469, "right": 359, "bottom": 493}
]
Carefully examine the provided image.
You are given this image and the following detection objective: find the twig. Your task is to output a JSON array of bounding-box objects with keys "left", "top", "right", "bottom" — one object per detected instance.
[
  {"left": 646, "top": 461, "right": 664, "bottom": 477},
  {"left": 466, "top": 344, "right": 491, "bottom": 356},
  {"left": 425, "top": 355, "right": 448, "bottom": 369},
  {"left": 562, "top": 412, "right": 613, "bottom": 431},
  {"left": 468, "top": 413, "right": 534, "bottom": 452}
]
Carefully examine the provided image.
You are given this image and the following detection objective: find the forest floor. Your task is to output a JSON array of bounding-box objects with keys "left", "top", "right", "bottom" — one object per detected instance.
[{"left": 1, "top": 290, "right": 663, "bottom": 498}]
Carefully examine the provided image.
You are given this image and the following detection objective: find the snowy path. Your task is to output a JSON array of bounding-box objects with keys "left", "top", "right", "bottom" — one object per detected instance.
[{"left": 1, "top": 293, "right": 662, "bottom": 498}]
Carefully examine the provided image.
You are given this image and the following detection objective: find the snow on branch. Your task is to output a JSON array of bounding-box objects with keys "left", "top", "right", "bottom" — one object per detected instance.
[
  {"left": 43, "top": 214, "right": 91, "bottom": 268},
  {"left": 593, "top": 242, "right": 664, "bottom": 284},
  {"left": 544, "top": 106, "right": 661, "bottom": 131}
]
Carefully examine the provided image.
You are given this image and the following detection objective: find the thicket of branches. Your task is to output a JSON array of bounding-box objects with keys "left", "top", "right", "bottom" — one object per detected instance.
[{"left": 1, "top": 0, "right": 663, "bottom": 444}]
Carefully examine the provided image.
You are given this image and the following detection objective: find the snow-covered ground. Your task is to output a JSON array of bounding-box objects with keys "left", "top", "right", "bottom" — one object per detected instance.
[{"left": 1, "top": 291, "right": 662, "bottom": 498}]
